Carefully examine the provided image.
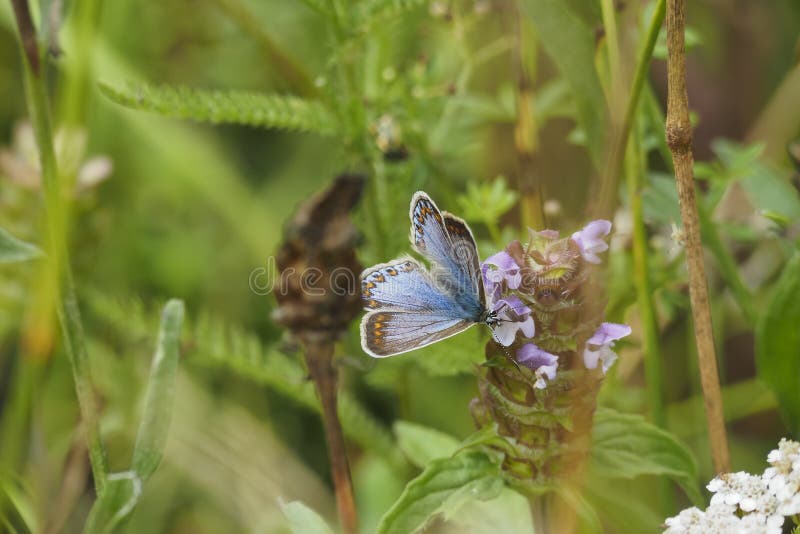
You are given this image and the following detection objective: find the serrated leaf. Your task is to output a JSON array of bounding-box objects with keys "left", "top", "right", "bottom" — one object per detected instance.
[
  {"left": 83, "top": 472, "right": 142, "bottom": 534},
  {"left": 0, "top": 227, "right": 43, "bottom": 263},
  {"left": 279, "top": 500, "right": 334, "bottom": 534},
  {"left": 520, "top": 0, "right": 608, "bottom": 170},
  {"left": 377, "top": 451, "right": 503, "bottom": 534},
  {"left": 98, "top": 82, "right": 339, "bottom": 136},
  {"left": 756, "top": 253, "right": 800, "bottom": 436},
  {"left": 131, "top": 299, "right": 184, "bottom": 480},
  {"left": 590, "top": 408, "right": 702, "bottom": 505},
  {"left": 394, "top": 421, "right": 460, "bottom": 469}
]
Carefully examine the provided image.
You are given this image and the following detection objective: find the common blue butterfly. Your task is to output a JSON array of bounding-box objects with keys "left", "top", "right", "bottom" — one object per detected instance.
[{"left": 360, "top": 192, "right": 500, "bottom": 357}]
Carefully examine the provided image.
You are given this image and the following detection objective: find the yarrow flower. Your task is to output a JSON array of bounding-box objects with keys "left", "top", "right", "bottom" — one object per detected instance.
[
  {"left": 583, "top": 322, "right": 632, "bottom": 373},
  {"left": 571, "top": 219, "right": 612, "bottom": 264},
  {"left": 664, "top": 438, "right": 800, "bottom": 534},
  {"left": 516, "top": 343, "right": 558, "bottom": 389}
]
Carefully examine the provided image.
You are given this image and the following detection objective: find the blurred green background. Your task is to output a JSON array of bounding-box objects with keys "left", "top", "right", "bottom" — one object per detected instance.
[{"left": 1, "top": 0, "right": 799, "bottom": 532}]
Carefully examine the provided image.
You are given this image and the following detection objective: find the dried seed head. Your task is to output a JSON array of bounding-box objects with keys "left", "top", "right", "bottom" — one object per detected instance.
[{"left": 272, "top": 174, "right": 365, "bottom": 344}]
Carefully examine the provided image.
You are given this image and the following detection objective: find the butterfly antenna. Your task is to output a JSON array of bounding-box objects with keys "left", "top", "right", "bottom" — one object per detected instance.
[{"left": 488, "top": 324, "right": 523, "bottom": 373}]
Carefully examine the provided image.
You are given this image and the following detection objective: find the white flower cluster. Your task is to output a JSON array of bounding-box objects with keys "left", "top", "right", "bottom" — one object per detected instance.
[{"left": 664, "top": 438, "right": 800, "bottom": 534}]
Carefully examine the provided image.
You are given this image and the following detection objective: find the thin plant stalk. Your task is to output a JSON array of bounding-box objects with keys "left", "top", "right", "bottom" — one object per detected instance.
[
  {"left": 625, "top": 121, "right": 666, "bottom": 429},
  {"left": 11, "top": 0, "right": 109, "bottom": 491},
  {"left": 626, "top": 112, "right": 675, "bottom": 514},
  {"left": 594, "top": 0, "right": 666, "bottom": 219},
  {"left": 665, "top": 0, "right": 730, "bottom": 474},
  {"left": 303, "top": 339, "right": 358, "bottom": 534}
]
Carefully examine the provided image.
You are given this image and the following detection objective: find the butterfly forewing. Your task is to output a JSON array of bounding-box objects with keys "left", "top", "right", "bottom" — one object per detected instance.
[{"left": 409, "top": 193, "right": 485, "bottom": 317}]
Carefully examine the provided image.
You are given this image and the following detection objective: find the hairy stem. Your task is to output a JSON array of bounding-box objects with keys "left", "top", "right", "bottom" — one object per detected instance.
[
  {"left": 12, "top": 0, "right": 109, "bottom": 491},
  {"left": 665, "top": 0, "right": 730, "bottom": 474},
  {"left": 304, "top": 339, "right": 358, "bottom": 534}
]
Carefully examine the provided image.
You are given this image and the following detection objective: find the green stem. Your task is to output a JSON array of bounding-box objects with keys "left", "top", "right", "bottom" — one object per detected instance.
[
  {"left": 625, "top": 122, "right": 666, "bottom": 429},
  {"left": 625, "top": 103, "right": 674, "bottom": 516},
  {"left": 13, "top": 1, "right": 108, "bottom": 492},
  {"left": 594, "top": 0, "right": 666, "bottom": 218},
  {"left": 209, "top": 0, "right": 317, "bottom": 97},
  {"left": 698, "top": 208, "right": 758, "bottom": 325}
]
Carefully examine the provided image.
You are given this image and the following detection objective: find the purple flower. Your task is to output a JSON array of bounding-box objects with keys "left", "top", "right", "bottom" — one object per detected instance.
[
  {"left": 571, "top": 220, "right": 612, "bottom": 264},
  {"left": 481, "top": 251, "right": 522, "bottom": 301},
  {"left": 517, "top": 343, "right": 558, "bottom": 389},
  {"left": 492, "top": 295, "right": 535, "bottom": 346},
  {"left": 583, "top": 322, "right": 632, "bottom": 373}
]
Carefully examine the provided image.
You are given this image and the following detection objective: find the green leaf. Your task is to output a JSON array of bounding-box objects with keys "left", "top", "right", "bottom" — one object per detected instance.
[
  {"left": 756, "top": 253, "right": 800, "bottom": 436},
  {"left": 98, "top": 82, "right": 339, "bottom": 136},
  {"left": 457, "top": 177, "right": 519, "bottom": 228},
  {"left": 520, "top": 0, "right": 608, "bottom": 170},
  {"left": 279, "top": 500, "right": 334, "bottom": 534},
  {"left": 445, "top": 487, "right": 534, "bottom": 534},
  {"left": 131, "top": 299, "right": 184, "bottom": 480},
  {"left": 83, "top": 472, "right": 142, "bottom": 534},
  {"left": 590, "top": 408, "right": 702, "bottom": 505},
  {"left": 394, "top": 421, "right": 460, "bottom": 469},
  {"left": 0, "top": 227, "right": 42, "bottom": 264},
  {"left": 377, "top": 451, "right": 503, "bottom": 534}
]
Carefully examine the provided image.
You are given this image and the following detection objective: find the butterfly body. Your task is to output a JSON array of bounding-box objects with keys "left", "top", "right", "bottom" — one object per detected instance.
[{"left": 361, "top": 192, "right": 493, "bottom": 358}]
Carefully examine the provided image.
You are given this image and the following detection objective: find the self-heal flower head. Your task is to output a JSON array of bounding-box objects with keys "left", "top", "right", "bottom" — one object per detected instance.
[
  {"left": 481, "top": 251, "right": 522, "bottom": 301},
  {"left": 492, "top": 295, "right": 535, "bottom": 346},
  {"left": 583, "top": 322, "right": 631, "bottom": 373},
  {"left": 571, "top": 219, "right": 612, "bottom": 264},
  {"left": 516, "top": 343, "right": 558, "bottom": 389}
]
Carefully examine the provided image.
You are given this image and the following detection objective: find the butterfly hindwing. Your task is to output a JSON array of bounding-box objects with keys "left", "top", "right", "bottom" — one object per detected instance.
[
  {"left": 361, "top": 310, "right": 474, "bottom": 358},
  {"left": 441, "top": 211, "right": 485, "bottom": 307}
]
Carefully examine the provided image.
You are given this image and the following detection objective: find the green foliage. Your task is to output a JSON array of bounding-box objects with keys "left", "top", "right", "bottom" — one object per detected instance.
[
  {"left": 98, "top": 82, "right": 339, "bottom": 135},
  {"left": 131, "top": 299, "right": 185, "bottom": 480},
  {"left": 84, "top": 472, "right": 142, "bottom": 534},
  {"left": 279, "top": 500, "right": 334, "bottom": 534},
  {"left": 84, "top": 299, "right": 185, "bottom": 533},
  {"left": 0, "top": 227, "right": 42, "bottom": 263},
  {"left": 756, "top": 253, "right": 800, "bottom": 436},
  {"left": 456, "top": 177, "right": 518, "bottom": 242},
  {"left": 394, "top": 421, "right": 460, "bottom": 468},
  {"left": 377, "top": 451, "right": 504, "bottom": 534},
  {"left": 520, "top": 0, "right": 608, "bottom": 169},
  {"left": 188, "top": 311, "right": 404, "bottom": 469},
  {"left": 356, "top": 0, "right": 429, "bottom": 29},
  {"left": 591, "top": 408, "right": 702, "bottom": 505}
]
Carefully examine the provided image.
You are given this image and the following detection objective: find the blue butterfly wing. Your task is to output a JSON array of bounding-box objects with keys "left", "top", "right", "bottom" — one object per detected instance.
[
  {"left": 360, "top": 257, "right": 478, "bottom": 357},
  {"left": 361, "top": 310, "right": 473, "bottom": 358},
  {"left": 362, "top": 257, "right": 460, "bottom": 313},
  {"left": 409, "top": 192, "right": 485, "bottom": 318}
]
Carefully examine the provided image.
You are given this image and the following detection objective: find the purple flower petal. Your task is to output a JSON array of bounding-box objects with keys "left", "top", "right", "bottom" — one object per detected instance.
[
  {"left": 490, "top": 296, "right": 535, "bottom": 346},
  {"left": 571, "top": 219, "right": 612, "bottom": 264},
  {"left": 587, "top": 322, "right": 632, "bottom": 346},
  {"left": 481, "top": 251, "right": 522, "bottom": 291},
  {"left": 517, "top": 343, "right": 559, "bottom": 389},
  {"left": 484, "top": 251, "right": 518, "bottom": 271},
  {"left": 583, "top": 322, "right": 630, "bottom": 373}
]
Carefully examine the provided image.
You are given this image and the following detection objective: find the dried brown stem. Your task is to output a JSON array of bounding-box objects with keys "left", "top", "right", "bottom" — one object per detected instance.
[
  {"left": 10, "top": 0, "right": 40, "bottom": 75},
  {"left": 665, "top": 0, "right": 730, "bottom": 474},
  {"left": 304, "top": 339, "right": 358, "bottom": 534}
]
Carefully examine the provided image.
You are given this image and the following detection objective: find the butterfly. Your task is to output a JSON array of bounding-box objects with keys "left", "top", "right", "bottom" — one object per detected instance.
[{"left": 360, "top": 191, "right": 501, "bottom": 358}]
